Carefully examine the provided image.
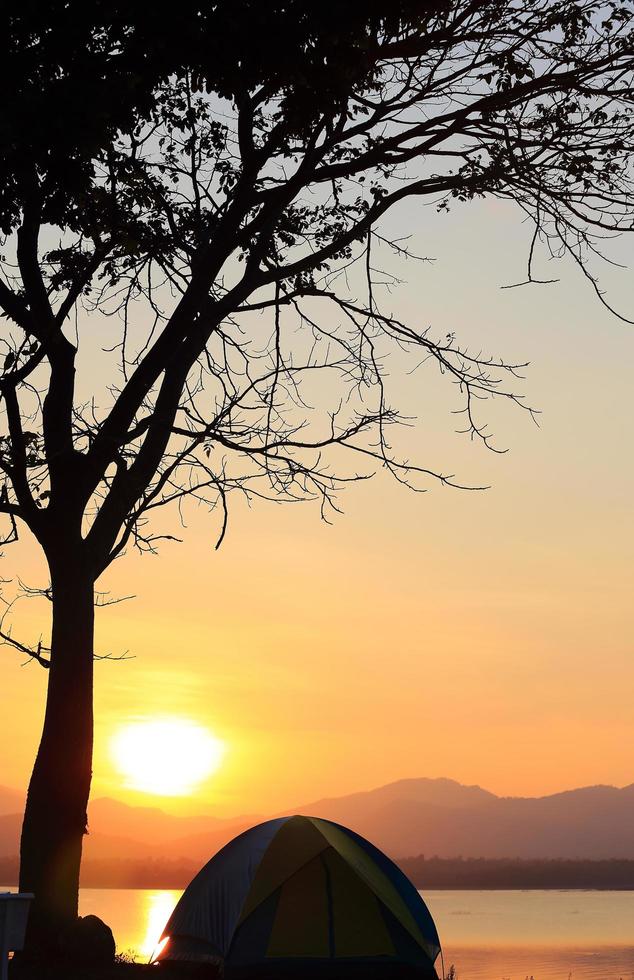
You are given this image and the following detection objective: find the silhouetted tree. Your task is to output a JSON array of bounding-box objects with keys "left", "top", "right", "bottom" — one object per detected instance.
[{"left": 1, "top": 0, "right": 633, "bottom": 956}]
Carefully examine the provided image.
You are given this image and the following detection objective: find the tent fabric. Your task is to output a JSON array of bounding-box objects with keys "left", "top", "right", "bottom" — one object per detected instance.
[
  {"left": 156, "top": 815, "right": 441, "bottom": 978},
  {"left": 322, "top": 847, "right": 395, "bottom": 957},
  {"left": 330, "top": 820, "right": 441, "bottom": 959},
  {"left": 240, "top": 815, "right": 329, "bottom": 921},
  {"left": 309, "top": 818, "right": 437, "bottom": 959},
  {"left": 161, "top": 817, "right": 287, "bottom": 957},
  {"left": 266, "top": 853, "right": 330, "bottom": 957}
]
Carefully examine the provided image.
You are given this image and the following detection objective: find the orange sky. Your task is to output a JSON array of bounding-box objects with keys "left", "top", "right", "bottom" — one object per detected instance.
[{"left": 1, "top": 198, "right": 632, "bottom": 818}]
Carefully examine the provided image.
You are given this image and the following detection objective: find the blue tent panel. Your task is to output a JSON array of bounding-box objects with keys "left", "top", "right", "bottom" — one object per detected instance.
[{"left": 162, "top": 818, "right": 287, "bottom": 956}]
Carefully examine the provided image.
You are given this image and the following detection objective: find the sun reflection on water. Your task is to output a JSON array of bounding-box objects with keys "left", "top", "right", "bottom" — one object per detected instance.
[{"left": 140, "top": 890, "right": 180, "bottom": 959}]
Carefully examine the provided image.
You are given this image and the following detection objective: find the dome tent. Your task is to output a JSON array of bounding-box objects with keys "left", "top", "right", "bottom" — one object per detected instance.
[{"left": 154, "top": 814, "right": 441, "bottom": 979}]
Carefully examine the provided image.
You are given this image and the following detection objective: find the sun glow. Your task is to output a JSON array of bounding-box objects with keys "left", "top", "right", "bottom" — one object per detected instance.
[{"left": 110, "top": 718, "right": 225, "bottom": 796}]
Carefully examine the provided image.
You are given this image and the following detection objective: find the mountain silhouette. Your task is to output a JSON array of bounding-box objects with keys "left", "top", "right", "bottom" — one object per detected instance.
[
  {"left": 290, "top": 778, "right": 634, "bottom": 859},
  {"left": 1, "top": 778, "right": 633, "bottom": 864}
]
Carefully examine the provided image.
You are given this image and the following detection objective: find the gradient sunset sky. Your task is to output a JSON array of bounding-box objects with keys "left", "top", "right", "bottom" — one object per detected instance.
[{"left": 1, "top": 195, "right": 632, "bottom": 818}]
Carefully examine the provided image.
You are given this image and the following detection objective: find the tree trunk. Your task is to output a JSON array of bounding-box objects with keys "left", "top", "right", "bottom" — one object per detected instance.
[{"left": 19, "top": 558, "right": 95, "bottom": 958}]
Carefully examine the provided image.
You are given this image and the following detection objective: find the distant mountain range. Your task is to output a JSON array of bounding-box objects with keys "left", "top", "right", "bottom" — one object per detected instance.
[
  {"left": 2, "top": 777, "right": 634, "bottom": 870},
  {"left": 294, "top": 778, "right": 634, "bottom": 859},
  {"left": 0, "top": 794, "right": 257, "bottom": 868}
]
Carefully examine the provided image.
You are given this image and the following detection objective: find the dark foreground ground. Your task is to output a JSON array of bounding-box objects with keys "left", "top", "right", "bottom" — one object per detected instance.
[
  {"left": 8, "top": 961, "right": 447, "bottom": 980},
  {"left": 8, "top": 962, "right": 203, "bottom": 979}
]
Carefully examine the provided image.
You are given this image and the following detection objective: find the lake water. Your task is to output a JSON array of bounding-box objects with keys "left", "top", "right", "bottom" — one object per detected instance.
[{"left": 5, "top": 887, "right": 634, "bottom": 978}]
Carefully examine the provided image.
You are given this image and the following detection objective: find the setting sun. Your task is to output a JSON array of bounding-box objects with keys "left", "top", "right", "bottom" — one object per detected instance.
[{"left": 110, "top": 719, "right": 225, "bottom": 796}]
